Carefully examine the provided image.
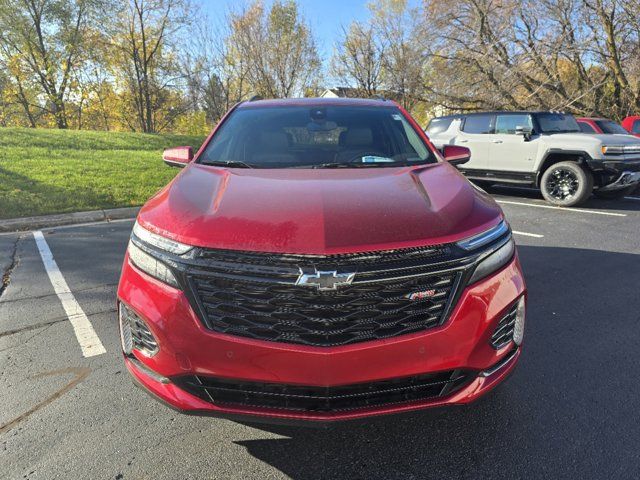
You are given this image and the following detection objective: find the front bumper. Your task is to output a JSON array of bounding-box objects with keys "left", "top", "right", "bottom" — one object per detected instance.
[
  {"left": 117, "top": 253, "right": 526, "bottom": 423},
  {"left": 599, "top": 170, "right": 640, "bottom": 191},
  {"left": 596, "top": 157, "right": 640, "bottom": 190}
]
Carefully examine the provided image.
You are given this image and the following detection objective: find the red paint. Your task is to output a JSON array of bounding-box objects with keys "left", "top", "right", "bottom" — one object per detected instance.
[
  {"left": 621, "top": 116, "right": 640, "bottom": 137},
  {"left": 442, "top": 145, "right": 471, "bottom": 164},
  {"left": 119, "top": 253, "right": 525, "bottom": 421},
  {"left": 118, "top": 98, "right": 526, "bottom": 422},
  {"left": 139, "top": 163, "right": 503, "bottom": 254},
  {"left": 162, "top": 146, "right": 193, "bottom": 165},
  {"left": 576, "top": 117, "right": 604, "bottom": 134}
]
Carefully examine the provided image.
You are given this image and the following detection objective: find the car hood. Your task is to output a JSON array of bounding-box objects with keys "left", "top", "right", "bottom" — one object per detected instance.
[
  {"left": 542, "top": 133, "right": 640, "bottom": 146},
  {"left": 137, "top": 163, "right": 503, "bottom": 254}
]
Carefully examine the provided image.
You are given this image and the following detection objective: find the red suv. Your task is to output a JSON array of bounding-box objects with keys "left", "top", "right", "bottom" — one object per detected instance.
[
  {"left": 622, "top": 116, "right": 640, "bottom": 137},
  {"left": 117, "top": 98, "right": 526, "bottom": 423},
  {"left": 577, "top": 117, "right": 631, "bottom": 135}
]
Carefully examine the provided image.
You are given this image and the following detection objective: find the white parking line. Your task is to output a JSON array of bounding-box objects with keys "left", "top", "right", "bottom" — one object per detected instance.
[
  {"left": 496, "top": 200, "right": 627, "bottom": 217},
  {"left": 33, "top": 231, "right": 106, "bottom": 357},
  {"left": 513, "top": 231, "right": 544, "bottom": 238},
  {"left": 625, "top": 196, "right": 640, "bottom": 201}
]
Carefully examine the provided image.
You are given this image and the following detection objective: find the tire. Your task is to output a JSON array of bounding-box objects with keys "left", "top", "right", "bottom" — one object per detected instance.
[
  {"left": 540, "top": 161, "right": 593, "bottom": 207},
  {"left": 593, "top": 185, "right": 637, "bottom": 200}
]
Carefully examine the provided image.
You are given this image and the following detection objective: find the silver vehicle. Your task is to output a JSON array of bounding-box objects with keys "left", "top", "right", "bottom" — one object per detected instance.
[{"left": 427, "top": 111, "right": 640, "bottom": 206}]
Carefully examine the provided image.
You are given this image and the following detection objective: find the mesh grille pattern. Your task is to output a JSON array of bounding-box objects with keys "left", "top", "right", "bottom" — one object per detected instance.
[
  {"left": 172, "top": 370, "right": 472, "bottom": 412},
  {"left": 490, "top": 303, "right": 518, "bottom": 349},
  {"left": 121, "top": 304, "right": 158, "bottom": 356},
  {"left": 190, "top": 272, "right": 458, "bottom": 346},
  {"left": 186, "top": 245, "right": 472, "bottom": 347}
]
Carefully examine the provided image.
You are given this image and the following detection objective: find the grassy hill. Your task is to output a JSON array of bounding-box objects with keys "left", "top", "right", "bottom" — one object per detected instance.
[{"left": 0, "top": 128, "right": 205, "bottom": 219}]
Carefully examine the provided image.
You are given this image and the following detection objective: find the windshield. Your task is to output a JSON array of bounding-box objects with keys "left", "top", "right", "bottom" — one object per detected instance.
[
  {"left": 198, "top": 105, "right": 436, "bottom": 168},
  {"left": 426, "top": 117, "right": 454, "bottom": 136},
  {"left": 595, "top": 120, "right": 629, "bottom": 135},
  {"left": 536, "top": 113, "right": 581, "bottom": 133}
]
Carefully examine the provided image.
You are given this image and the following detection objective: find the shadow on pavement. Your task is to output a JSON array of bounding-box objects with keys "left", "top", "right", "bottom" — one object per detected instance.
[{"left": 232, "top": 245, "right": 640, "bottom": 479}]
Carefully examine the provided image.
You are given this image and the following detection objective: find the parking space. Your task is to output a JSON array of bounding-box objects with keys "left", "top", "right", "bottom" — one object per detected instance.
[{"left": 1, "top": 190, "right": 640, "bottom": 479}]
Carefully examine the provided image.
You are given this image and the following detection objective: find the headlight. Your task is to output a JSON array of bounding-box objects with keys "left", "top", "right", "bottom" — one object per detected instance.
[
  {"left": 601, "top": 145, "right": 625, "bottom": 155},
  {"left": 132, "top": 221, "right": 192, "bottom": 255},
  {"left": 457, "top": 220, "right": 509, "bottom": 251},
  {"left": 128, "top": 240, "right": 179, "bottom": 287},
  {"left": 468, "top": 237, "right": 515, "bottom": 284}
]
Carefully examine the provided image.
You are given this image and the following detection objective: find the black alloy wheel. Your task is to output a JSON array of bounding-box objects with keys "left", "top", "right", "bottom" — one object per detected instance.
[{"left": 540, "top": 161, "right": 593, "bottom": 207}]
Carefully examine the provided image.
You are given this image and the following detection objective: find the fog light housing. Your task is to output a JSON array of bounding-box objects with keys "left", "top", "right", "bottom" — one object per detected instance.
[
  {"left": 119, "top": 303, "right": 134, "bottom": 354},
  {"left": 119, "top": 303, "right": 159, "bottom": 357},
  {"left": 512, "top": 296, "right": 526, "bottom": 346},
  {"left": 490, "top": 295, "right": 526, "bottom": 349}
]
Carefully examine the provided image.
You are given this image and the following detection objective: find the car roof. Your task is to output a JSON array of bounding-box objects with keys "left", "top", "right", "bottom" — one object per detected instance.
[
  {"left": 576, "top": 117, "right": 611, "bottom": 122},
  {"left": 431, "top": 110, "right": 569, "bottom": 120},
  {"left": 237, "top": 97, "right": 395, "bottom": 109}
]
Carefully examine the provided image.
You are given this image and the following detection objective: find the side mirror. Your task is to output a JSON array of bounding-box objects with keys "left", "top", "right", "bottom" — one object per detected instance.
[
  {"left": 515, "top": 126, "right": 533, "bottom": 140},
  {"left": 442, "top": 145, "right": 471, "bottom": 166},
  {"left": 163, "top": 146, "right": 193, "bottom": 168}
]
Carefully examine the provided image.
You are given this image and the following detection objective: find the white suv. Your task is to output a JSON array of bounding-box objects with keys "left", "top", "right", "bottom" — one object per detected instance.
[{"left": 426, "top": 111, "right": 640, "bottom": 206}]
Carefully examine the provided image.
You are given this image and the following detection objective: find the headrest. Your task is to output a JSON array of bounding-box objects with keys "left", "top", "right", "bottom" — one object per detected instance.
[
  {"left": 340, "top": 127, "right": 373, "bottom": 147},
  {"left": 259, "top": 132, "right": 290, "bottom": 150}
]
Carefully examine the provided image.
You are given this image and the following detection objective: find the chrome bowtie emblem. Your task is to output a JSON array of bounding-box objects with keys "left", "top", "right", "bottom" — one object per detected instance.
[{"left": 296, "top": 269, "right": 355, "bottom": 291}]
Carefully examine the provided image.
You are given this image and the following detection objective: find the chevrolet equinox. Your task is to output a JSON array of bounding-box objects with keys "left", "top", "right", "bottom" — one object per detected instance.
[{"left": 117, "top": 98, "right": 526, "bottom": 423}]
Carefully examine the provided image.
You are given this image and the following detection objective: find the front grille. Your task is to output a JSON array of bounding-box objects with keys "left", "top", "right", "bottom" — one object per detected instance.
[
  {"left": 490, "top": 303, "right": 518, "bottom": 349},
  {"left": 172, "top": 370, "right": 473, "bottom": 412},
  {"left": 184, "top": 245, "right": 474, "bottom": 347}
]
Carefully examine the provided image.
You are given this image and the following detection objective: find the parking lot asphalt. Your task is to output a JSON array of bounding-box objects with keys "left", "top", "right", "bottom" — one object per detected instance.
[{"left": 1, "top": 188, "right": 640, "bottom": 480}]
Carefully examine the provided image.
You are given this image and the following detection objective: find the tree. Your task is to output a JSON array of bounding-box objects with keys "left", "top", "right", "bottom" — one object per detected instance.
[
  {"left": 0, "top": 0, "right": 105, "bottom": 128},
  {"left": 331, "top": 22, "right": 385, "bottom": 97},
  {"left": 330, "top": 0, "right": 429, "bottom": 112},
  {"left": 109, "top": 0, "right": 190, "bottom": 133},
  {"left": 421, "top": 0, "right": 640, "bottom": 119},
  {"left": 180, "top": 9, "right": 252, "bottom": 125},
  {"left": 369, "top": 0, "right": 427, "bottom": 110},
  {"left": 229, "top": 1, "right": 320, "bottom": 98}
]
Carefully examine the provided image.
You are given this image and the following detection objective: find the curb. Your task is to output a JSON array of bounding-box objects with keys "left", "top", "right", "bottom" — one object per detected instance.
[{"left": 0, "top": 207, "right": 140, "bottom": 233}]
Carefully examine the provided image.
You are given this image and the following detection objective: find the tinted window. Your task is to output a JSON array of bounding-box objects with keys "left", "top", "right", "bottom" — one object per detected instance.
[
  {"left": 462, "top": 115, "right": 493, "bottom": 134},
  {"left": 578, "top": 121, "right": 597, "bottom": 133},
  {"left": 495, "top": 114, "right": 533, "bottom": 134},
  {"left": 199, "top": 106, "right": 436, "bottom": 168},
  {"left": 426, "top": 117, "right": 453, "bottom": 135},
  {"left": 633, "top": 120, "right": 640, "bottom": 134},
  {"left": 536, "top": 113, "right": 581, "bottom": 133},
  {"left": 595, "top": 120, "right": 630, "bottom": 135}
]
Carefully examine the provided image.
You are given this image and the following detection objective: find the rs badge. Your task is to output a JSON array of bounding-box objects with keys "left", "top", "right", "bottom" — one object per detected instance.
[{"left": 405, "top": 289, "right": 436, "bottom": 300}]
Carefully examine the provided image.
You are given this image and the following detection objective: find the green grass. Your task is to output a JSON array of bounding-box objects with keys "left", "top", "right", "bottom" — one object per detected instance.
[{"left": 0, "top": 128, "right": 206, "bottom": 219}]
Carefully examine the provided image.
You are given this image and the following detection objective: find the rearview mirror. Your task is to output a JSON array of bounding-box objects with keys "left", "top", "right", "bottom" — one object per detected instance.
[
  {"left": 163, "top": 146, "right": 193, "bottom": 168},
  {"left": 442, "top": 145, "right": 471, "bottom": 166}
]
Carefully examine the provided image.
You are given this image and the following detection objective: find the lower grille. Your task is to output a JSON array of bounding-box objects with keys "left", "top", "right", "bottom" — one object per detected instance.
[
  {"left": 490, "top": 303, "right": 518, "bottom": 349},
  {"left": 172, "top": 370, "right": 473, "bottom": 413}
]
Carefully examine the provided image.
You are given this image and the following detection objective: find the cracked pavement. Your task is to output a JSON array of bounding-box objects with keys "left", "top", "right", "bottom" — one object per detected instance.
[
  {"left": 1, "top": 188, "right": 640, "bottom": 480},
  {"left": 0, "top": 235, "right": 21, "bottom": 298}
]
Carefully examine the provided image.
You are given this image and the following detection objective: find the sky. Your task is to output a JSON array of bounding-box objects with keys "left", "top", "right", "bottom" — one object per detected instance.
[{"left": 201, "top": 0, "right": 376, "bottom": 60}]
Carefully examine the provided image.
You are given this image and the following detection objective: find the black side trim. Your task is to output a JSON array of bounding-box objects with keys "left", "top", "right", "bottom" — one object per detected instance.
[{"left": 459, "top": 168, "right": 535, "bottom": 184}]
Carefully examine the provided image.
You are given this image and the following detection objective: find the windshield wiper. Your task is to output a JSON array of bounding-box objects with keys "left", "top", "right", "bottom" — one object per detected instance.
[
  {"left": 310, "top": 161, "right": 397, "bottom": 169},
  {"left": 309, "top": 162, "right": 375, "bottom": 168},
  {"left": 201, "top": 160, "right": 254, "bottom": 168}
]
